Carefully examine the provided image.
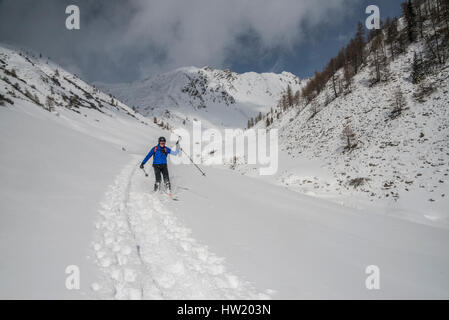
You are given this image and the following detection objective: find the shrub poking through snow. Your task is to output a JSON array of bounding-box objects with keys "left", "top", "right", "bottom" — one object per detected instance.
[
  {"left": 308, "top": 101, "right": 320, "bottom": 120},
  {"left": 45, "top": 96, "right": 55, "bottom": 112},
  {"left": 341, "top": 125, "right": 357, "bottom": 151},
  {"left": 0, "top": 93, "right": 14, "bottom": 106},
  {"left": 348, "top": 177, "right": 370, "bottom": 188},
  {"left": 413, "top": 81, "right": 436, "bottom": 102},
  {"left": 390, "top": 86, "right": 407, "bottom": 119},
  {"left": 5, "top": 68, "right": 17, "bottom": 78}
]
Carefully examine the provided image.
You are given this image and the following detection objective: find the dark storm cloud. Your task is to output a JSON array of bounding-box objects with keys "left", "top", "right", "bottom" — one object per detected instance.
[{"left": 0, "top": 0, "right": 388, "bottom": 83}]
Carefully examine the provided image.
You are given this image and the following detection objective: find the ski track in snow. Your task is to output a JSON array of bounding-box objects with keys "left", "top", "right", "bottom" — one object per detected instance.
[{"left": 92, "top": 158, "right": 269, "bottom": 300}]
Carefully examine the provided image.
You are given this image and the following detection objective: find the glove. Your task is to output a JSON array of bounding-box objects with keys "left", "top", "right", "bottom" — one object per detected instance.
[
  {"left": 140, "top": 164, "right": 144, "bottom": 169},
  {"left": 176, "top": 140, "right": 180, "bottom": 146}
]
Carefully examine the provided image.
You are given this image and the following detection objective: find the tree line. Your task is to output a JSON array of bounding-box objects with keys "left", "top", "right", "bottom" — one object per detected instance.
[{"left": 301, "top": 0, "right": 449, "bottom": 104}]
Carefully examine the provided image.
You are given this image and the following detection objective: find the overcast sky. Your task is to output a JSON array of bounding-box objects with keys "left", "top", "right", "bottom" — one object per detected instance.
[{"left": 0, "top": 0, "right": 402, "bottom": 83}]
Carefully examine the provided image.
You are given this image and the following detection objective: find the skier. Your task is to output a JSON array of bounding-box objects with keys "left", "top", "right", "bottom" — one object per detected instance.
[{"left": 140, "top": 136, "right": 179, "bottom": 193}]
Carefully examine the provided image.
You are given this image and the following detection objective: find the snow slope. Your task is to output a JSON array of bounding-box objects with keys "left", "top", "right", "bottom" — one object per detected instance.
[
  {"left": 0, "top": 44, "right": 161, "bottom": 298},
  {"left": 238, "top": 39, "right": 449, "bottom": 228},
  {"left": 0, "top": 103, "right": 138, "bottom": 298},
  {"left": 4, "top": 100, "right": 448, "bottom": 299},
  {"left": 95, "top": 67, "right": 302, "bottom": 129},
  {"left": 90, "top": 156, "right": 449, "bottom": 299},
  {"left": 91, "top": 159, "right": 270, "bottom": 299}
]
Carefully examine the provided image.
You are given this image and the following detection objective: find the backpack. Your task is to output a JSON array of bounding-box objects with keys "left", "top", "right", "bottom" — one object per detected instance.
[{"left": 154, "top": 145, "right": 167, "bottom": 155}]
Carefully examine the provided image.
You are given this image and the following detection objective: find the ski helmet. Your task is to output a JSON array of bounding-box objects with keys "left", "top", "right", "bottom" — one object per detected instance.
[{"left": 158, "top": 136, "right": 166, "bottom": 143}]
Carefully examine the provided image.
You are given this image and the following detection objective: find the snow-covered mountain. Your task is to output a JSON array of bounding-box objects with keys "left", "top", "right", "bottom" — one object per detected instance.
[
  {"left": 95, "top": 66, "right": 303, "bottom": 129},
  {"left": 0, "top": 44, "right": 164, "bottom": 298},
  {"left": 236, "top": 19, "right": 449, "bottom": 227}
]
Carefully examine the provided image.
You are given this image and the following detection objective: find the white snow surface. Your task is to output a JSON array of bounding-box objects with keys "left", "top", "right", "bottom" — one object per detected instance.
[{"left": 92, "top": 159, "right": 269, "bottom": 299}]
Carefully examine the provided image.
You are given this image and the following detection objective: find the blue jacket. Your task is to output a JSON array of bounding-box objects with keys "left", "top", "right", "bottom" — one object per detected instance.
[{"left": 142, "top": 145, "right": 179, "bottom": 165}]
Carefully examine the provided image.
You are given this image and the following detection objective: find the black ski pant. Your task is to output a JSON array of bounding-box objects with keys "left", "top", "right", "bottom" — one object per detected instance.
[{"left": 153, "top": 164, "right": 170, "bottom": 191}]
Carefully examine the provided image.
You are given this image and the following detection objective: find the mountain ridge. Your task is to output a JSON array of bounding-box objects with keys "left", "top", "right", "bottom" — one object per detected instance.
[{"left": 95, "top": 66, "right": 303, "bottom": 129}]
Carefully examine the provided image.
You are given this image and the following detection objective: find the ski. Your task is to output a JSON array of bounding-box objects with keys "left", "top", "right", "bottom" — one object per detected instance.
[{"left": 168, "top": 193, "right": 179, "bottom": 201}]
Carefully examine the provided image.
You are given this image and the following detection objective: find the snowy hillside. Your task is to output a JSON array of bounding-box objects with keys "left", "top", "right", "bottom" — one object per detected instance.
[
  {"left": 95, "top": 67, "right": 302, "bottom": 129},
  {"left": 0, "top": 44, "right": 163, "bottom": 298},
  {"left": 238, "top": 19, "right": 449, "bottom": 227},
  {"left": 0, "top": 44, "right": 153, "bottom": 128},
  {"left": 280, "top": 49, "right": 448, "bottom": 225}
]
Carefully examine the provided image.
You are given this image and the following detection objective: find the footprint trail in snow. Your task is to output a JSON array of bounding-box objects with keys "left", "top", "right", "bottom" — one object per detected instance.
[{"left": 91, "top": 158, "right": 270, "bottom": 299}]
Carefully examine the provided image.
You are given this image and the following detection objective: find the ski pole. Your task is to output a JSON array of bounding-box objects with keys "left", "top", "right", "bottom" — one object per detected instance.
[
  {"left": 178, "top": 146, "right": 206, "bottom": 177},
  {"left": 141, "top": 167, "right": 149, "bottom": 177},
  {"left": 173, "top": 134, "right": 206, "bottom": 177}
]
